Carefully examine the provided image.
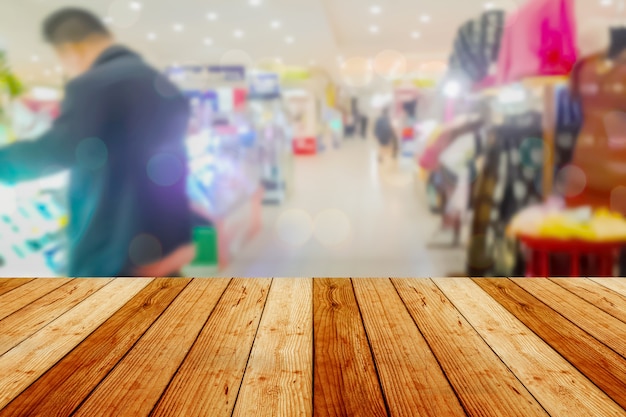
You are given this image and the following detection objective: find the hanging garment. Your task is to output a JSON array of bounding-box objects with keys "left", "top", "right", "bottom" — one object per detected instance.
[
  {"left": 449, "top": 10, "right": 506, "bottom": 85},
  {"left": 468, "top": 113, "right": 544, "bottom": 276},
  {"left": 495, "top": 0, "right": 577, "bottom": 84}
]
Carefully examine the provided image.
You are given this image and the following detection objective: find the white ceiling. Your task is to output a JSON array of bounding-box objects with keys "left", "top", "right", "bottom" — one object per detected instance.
[{"left": 0, "top": 0, "right": 622, "bottom": 86}]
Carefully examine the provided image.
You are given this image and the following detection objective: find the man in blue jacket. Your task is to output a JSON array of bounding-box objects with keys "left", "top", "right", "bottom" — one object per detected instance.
[{"left": 0, "top": 8, "right": 193, "bottom": 276}]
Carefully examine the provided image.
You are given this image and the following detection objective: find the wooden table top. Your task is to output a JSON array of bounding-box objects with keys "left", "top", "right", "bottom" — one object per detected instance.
[{"left": 0, "top": 277, "right": 625, "bottom": 417}]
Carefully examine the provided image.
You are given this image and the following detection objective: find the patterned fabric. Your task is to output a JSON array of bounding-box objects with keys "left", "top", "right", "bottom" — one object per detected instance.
[
  {"left": 449, "top": 10, "right": 506, "bottom": 85},
  {"left": 467, "top": 87, "right": 582, "bottom": 276}
]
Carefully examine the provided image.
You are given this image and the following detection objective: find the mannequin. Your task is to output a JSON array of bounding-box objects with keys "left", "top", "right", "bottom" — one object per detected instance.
[{"left": 567, "top": 28, "right": 626, "bottom": 216}]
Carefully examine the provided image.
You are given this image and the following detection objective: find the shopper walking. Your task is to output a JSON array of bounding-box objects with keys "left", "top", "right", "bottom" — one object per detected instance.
[
  {"left": 0, "top": 8, "right": 193, "bottom": 276},
  {"left": 374, "top": 107, "right": 398, "bottom": 162}
]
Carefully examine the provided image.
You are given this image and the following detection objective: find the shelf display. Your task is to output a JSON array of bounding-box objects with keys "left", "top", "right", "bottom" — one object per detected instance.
[
  {"left": 183, "top": 83, "right": 263, "bottom": 269},
  {"left": 0, "top": 88, "right": 68, "bottom": 276}
]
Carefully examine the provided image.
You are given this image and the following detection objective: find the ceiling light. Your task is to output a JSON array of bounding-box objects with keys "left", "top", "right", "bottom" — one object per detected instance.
[
  {"left": 443, "top": 80, "right": 461, "bottom": 98},
  {"left": 204, "top": 37, "right": 213, "bottom": 46},
  {"left": 484, "top": 2, "right": 495, "bottom": 9},
  {"left": 173, "top": 23, "right": 184, "bottom": 32},
  {"left": 271, "top": 20, "right": 282, "bottom": 29},
  {"left": 234, "top": 30, "right": 245, "bottom": 38},
  {"left": 102, "top": 17, "right": 113, "bottom": 25},
  {"left": 147, "top": 32, "right": 157, "bottom": 41},
  {"left": 370, "top": 5, "right": 381, "bottom": 14},
  {"left": 31, "top": 55, "right": 39, "bottom": 62},
  {"left": 285, "top": 36, "right": 295, "bottom": 44},
  {"left": 420, "top": 14, "right": 431, "bottom": 23},
  {"left": 411, "top": 31, "right": 421, "bottom": 39},
  {"left": 129, "top": 1, "right": 142, "bottom": 11},
  {"left": 249, "top": 0, "right": 262, "bottom": 6},
  {"left": 369, "top": 25, "right": 379, "bottom": 33},
  {"left": 206, "top": 12, "right": 218, "bottom": 20},
  {"left": 601, "top": 0, "right": 613, "bottom": 5}
]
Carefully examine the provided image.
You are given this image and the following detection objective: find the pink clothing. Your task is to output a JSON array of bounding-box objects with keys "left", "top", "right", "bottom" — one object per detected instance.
[{"left": 496, "top": 0, "right": 578, "bottom": 84}]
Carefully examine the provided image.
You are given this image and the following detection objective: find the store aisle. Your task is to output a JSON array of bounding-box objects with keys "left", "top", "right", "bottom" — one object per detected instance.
[{"left": 221, "top": 140, "right": 466, "bottom": 277}]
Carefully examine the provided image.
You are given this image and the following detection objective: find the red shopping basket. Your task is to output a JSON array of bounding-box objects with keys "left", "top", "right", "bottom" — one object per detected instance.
[{"left": 519, "top": 235, "right": 626, "bottom": 277}]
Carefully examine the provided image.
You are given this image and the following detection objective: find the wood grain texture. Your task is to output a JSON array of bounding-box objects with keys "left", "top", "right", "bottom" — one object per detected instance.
[
  {"left": 313, "top": 278, "right": 387, "bottom": 417},
  {"left": 0, "top": 278, "right": 151, "bottom": 410},
  {"left": 392, "top": 278, "right": 548, "bottom": 417},
  {"left": 233, "top": 278, "right": 313, "bottom": 417},
  {"left": 73, "top": 278, "right": 230, "bottom": 417},
  {"left": 0, "top": 279, "right": 112, "bottom": 355},
  {"left": 353, "top": 278, "right": 466, "bottom": 417},
  {"left": 0, "top": 278, "right": 190, "bottom": 417},
  {"left": 0, "top": 278, "right": 71, "bottom": 320},
  {"left": 0, "top": 279, "right": 33, "bottom": 297},
  {"left": 590, "top": 278, "right": 626, "bottom": 298},
  {"left": 463, "top": 278, "right": 626, "bottom": 415},
  {"left": 550, "top": 278, "right": 626, "bottom": 324},
  {"left": 151, "top": 278, "right": 272, "bottom": 417},
  {"left": 513, "top": 278, "right": 626, "bottom": 357}
]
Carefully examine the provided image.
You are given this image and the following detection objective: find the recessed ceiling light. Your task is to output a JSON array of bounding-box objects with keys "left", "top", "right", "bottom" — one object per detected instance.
[
  {"left": 601, "top": 0, "right": 613, "bottom": 5},
  {"left": 411, "top": 31, "right": 421, "bottom": 39},
  {"left": 369, "top": 25, "right": 379, "bottom": 33},
  {"left": 285, "top": 36, "right": 295, "bottom": 44},
  {"left": 206, "top": 12, "right": 218, "bottom": 20},
  {"left": 370, "top": 5, "right": 381, "bottom": 14},
  {"left": 204, "top": 37, "right": 214, "bottom": 46},
  {"left": 484, "top": 2, "right": 495, "bottom": 9},
  {"left": 249, "top": 0, "right": 262, "bottom": 6},
  {"left": 102, "top": 16, "right": 113, "bottom": 25},
  {"left": 420, "top": 14, "right": 431, "bottom": 23},
  {"left": 129, "top": 1, "right": 142, "bottom": 11},
  {"left": 31, "top": 55, "right": 39, "bottom": 62},
  {"left": 173, "top": 23, "right": 184, "bottom": 32},
  {"left": 234, "top": 29, "right": 245, "bottom": 38},
  {"left": 271, "top": 20, "right": 282, "bottom": 29},
  {"left": 147, "top": 32, "right": 157, "bottom": 41}
]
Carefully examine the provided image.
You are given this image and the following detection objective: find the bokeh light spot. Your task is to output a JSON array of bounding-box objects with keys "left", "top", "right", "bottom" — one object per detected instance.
[
  {"left": 373, "top": 50, "right": 407, "bottom": 80},
  {"left": 275, "top": 209, "right": 313, "bottom": 246},
  {"left": 555, "top": 165, "right": 586, "bottom": 198},
  {"left": 314, "top": 209, "right": 351, "bottom": 246},
  {"left": 147, "top": 153, "right": 185, "bottom": 186},
  {"left": 129, "top": 234, "right": 163, "bottom": 267},
  {"left": 75, "top": 137, "right": 108, "bottom": 170},
  {"left": 611, "top": 186, "right": 626, "bottom": 215}
]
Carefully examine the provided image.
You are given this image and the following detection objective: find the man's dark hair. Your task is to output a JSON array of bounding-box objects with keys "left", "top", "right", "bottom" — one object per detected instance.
[{"left": 43, "top": 8, "right": 111, "bottom": 45}]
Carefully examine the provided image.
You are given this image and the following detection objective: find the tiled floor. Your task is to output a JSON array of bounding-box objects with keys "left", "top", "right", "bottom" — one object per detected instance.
[{"left": 222, "top": 138, "right": 466, "bottom": 277}]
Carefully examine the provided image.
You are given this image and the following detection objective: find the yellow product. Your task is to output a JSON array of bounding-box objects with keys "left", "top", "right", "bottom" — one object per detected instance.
[{"left": 538, "top": 215, "right": 596, "bottom": 241}]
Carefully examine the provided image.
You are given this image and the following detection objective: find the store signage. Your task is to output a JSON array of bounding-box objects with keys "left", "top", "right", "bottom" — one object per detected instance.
[
  {"left": 249, "top": 73, "right": 280, "bottom": 99},
  {"left": 207, "top": 65, "right": 246, "bottom": 83}
]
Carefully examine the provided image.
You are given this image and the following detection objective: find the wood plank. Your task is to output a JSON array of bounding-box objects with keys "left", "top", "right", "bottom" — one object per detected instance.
[
  {"left": 352, "top": 278, "right": 466, "bottom": 417},
  {"left": 0, "top": 278, "right": 191, "bottom": 417},
  {"left": 0, "top": 279, "right": 113, "bottom": 355},
  {"left": 513, "top": 278, "right": 626, "bottom": 358},
  {"left": 73, "top": 278, "right": 230, "bottom": 417},
  {"left": 590, "top": 278, "right": 626, "bottom": 298},
  {"left": 0, "top": 278, "right": 151, "bottom": 409},
  {"left": 151, "top": 278, "right": 272, "bottom": 417},
  {"left": 233, "top": 278, "right": 313, "bottom": 417},
  {"left": 550, "top": 278, "right": 626, "bottom": 324},
  {"left": 392, "top": 278, "right": 548, "bottom": 417},
  {"left": 0, "top": 278, "right": 72, "bottom": 320},
  {"left": 0, "top": 279, "right": 33, "bottom": 297},
  {"left": 312, "top": 278, "right": 387, "bottom": 417},
  {"left": 458, "top": 278, "right": 626, "bottom": 415}
]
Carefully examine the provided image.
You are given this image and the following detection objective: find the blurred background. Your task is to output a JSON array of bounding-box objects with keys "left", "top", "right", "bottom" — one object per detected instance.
[{"left": 1, "top": 0, "right": 626, "bottom": 277}]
